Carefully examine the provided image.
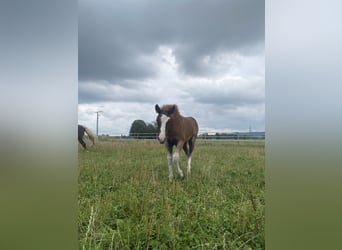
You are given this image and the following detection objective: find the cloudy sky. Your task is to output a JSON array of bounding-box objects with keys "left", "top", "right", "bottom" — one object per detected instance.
[{"left": 78, "top": 0, "right": 264, "bottom": 136}]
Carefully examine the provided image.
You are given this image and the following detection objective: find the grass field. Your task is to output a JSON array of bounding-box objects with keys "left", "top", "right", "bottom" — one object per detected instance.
[{"left": 78, "top": 139, "right": 265, "bottom": 249}]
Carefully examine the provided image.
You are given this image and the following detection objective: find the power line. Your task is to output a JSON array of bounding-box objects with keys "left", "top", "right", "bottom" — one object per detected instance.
[{"left": 95, "top": 111, "right": 103, "bottom": 136}]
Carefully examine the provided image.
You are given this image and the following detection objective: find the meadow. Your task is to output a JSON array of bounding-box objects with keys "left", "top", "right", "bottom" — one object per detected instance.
[{"left": 78, "top": 139, "right": 265, "bottom": 249}]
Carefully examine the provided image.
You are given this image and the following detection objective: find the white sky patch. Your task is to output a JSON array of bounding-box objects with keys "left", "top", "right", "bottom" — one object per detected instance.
[{"left": 157, "top": 45, "right": 179, "bottom": 73}]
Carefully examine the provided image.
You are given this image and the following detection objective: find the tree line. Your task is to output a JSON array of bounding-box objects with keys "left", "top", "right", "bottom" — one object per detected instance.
[{"left": 129, "top": 119, "right": 265, "bottom": 140}]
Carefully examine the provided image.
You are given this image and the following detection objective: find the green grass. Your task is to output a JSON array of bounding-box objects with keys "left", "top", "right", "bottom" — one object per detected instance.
[{"left": 78, "top": 140, "right": 265, "bottom": 249}]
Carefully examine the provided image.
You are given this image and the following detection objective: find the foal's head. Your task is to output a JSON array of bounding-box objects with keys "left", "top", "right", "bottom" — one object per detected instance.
[{"left": 155, "top": 104, "right": 177, "bottom": 144}]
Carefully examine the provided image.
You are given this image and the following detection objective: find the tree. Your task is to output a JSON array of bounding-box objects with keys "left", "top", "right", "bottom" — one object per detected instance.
[
  {"left": 129, "top": 120, "right": 147, "bottom": 138},
  {"left": 146, "top": 122, "right": 158, "bottom": 139},
  {"left": 129, "top": 120, "right": 158, "bottom": 139}
]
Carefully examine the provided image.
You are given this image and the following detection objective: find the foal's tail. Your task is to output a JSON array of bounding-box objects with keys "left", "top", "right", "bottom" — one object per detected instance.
[{"left": 83, "top": 126, "right": 96, "bottom": 146}]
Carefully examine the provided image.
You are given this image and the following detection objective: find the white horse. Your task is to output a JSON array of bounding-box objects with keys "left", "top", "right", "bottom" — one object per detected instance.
[{"left": 78, "top": 124, "right": 96, "bottom": 150}]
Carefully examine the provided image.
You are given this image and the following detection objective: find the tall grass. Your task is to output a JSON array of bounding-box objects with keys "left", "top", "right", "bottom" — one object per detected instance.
[{"left": 79, "top": 140, "right": 265, "bottom": 249}]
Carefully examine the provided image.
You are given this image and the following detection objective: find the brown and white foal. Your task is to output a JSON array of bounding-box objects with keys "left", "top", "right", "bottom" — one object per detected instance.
[{"left": 155, "top": 104, "right": 198, "bottom": 181}]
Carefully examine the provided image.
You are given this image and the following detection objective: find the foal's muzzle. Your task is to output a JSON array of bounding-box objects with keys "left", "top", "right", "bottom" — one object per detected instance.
[
  {"left": 158, "top": 137, "right": 165, "bottom": 144},
  {"left": 158, "top": 139, "right": 165, "bottom": 144}
]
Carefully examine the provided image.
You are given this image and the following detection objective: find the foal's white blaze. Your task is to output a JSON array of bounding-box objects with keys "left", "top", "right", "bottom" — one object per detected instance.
[{"left": 158, "top": 114, "right": 170, "bottom": 143}]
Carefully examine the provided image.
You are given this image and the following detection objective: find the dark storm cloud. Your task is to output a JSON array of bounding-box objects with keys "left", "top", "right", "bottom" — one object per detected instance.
[
  {"left": 78, "top": 81, "right": 157, "bottom": 104},
  {"left": 79, "top": 0, "right": 264, "bottom": 82}
]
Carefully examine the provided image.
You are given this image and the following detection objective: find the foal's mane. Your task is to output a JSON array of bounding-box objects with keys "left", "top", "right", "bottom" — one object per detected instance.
[{"left": 161, "top": 104, "right": 181, "bottom": 117}]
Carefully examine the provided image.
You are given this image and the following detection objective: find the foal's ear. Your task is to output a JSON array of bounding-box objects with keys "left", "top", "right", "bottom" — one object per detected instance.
[
  {"left": 155, "top": 104, "right": 161, "bottom": 113},
  {"left": 168, "top": 105, "right": 176, "bottom": 115}
]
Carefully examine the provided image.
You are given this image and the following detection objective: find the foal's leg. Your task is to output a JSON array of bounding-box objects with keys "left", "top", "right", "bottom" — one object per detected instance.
[
  {"left": 174, "top": 141, "right": 184, "bottom": 178},
  {"left": 183, "top": 142, "right": 191, "bottom": 175},
  {"left": 166, "top": 143, "right": 174, "bottom": 181},
  {"left": 182, "top": 142, "right": 189, "bottom": 155},
  {"left": 186, "top": 155, "right": 192, "bottom": 175},
  {"left": 187, "top": 137, "right": 196, "bottom": 175}
]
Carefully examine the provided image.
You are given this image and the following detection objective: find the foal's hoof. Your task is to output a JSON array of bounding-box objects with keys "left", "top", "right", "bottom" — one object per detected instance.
[{"left": 178, "top": 174, "right": 185, "bottom": 180}]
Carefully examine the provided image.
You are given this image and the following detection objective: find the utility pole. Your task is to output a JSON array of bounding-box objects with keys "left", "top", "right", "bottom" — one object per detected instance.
[{"left": 95, "top": 111, "right": 103, "bottom": 136}]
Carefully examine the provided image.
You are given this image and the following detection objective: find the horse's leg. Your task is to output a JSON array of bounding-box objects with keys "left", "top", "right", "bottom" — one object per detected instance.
[
  {"left": 166, "top": 142, "right": 174, "bottom": 181},
  {"left": 90, "top": 135, "right": 95, "bottom": 147},
  {"left": 174, "top": 141, "right": 184, "bottom": 178},
  {"left": 78, "top": 137, "right": 87, "bottom": 150}
]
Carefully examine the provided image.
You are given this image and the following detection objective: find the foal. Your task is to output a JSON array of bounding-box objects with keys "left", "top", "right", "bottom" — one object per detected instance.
[{"left": 155, "top": 104, "right": 198, "bottom": 181}]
